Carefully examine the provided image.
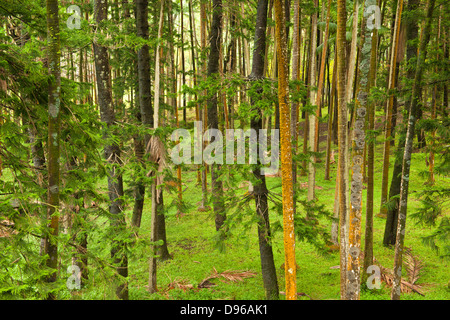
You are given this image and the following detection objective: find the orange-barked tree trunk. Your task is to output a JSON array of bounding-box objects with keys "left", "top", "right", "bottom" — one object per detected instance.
[{"left": 274, "top": 0, "right": 297, "bottom": 300}]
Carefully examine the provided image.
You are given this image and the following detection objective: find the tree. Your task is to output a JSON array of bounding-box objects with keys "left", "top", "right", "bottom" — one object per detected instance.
[
  {"left": 274, "top": 0, "right": 296, "bottom": 300},
  {"left": 148, "top": 0, "right": 166, "bottom": 294},
  {"left": 93, "top": 0, "right": 128, "bottom": 300},
  {"left": 133, "top": 0, "right": 152, "bottom": 229},
  {"left": 391, "top": 0, "right": 436, "bottom": 300},
  {"left": 249, "top": 0, "right": 279, "bottom": 300},
  {"left": 43, "top": 0, "right": 61, "bottom": 300},
  {"left": 363, "top": 0, "right": 381, "bottom": 284},
  {"left": 311, "top": 0, "right": 332, "bottom": 201},
  {"left": 290, "top": 0, "right": 301, "bottom": 195},
  {"left": 383, "top": 0, "right": 419, "bottom": 247},
  {"left": 199, "top": 0, "right": 209, "bottom": 211},
  {"left": 347, "top": 0, "right": 376, "bottom": 299},
  {"left": 307, "top": 0, "right": 318, "bottom": 204},
  {"left": 207, "top": 0, "right": 226, "bottom": 232},
  {"left": 336, "top": 0, "right": 349, "bottom": 299},
  {"left": 380, "top": 0, "right": 404, "bottom": 218}
]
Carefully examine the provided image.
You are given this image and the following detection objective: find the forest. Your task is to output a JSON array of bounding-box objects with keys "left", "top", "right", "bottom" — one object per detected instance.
[{"left": 0, "top": 0, "right": 448, "bottom": 301}]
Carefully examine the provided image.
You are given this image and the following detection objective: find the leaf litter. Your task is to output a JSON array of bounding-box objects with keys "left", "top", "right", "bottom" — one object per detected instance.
[
  {"left": 161, "top": 267, "right": 257, "bottom": 297},
  {"left": 329, "top": 247, "right": 426, "bottom": 296}
]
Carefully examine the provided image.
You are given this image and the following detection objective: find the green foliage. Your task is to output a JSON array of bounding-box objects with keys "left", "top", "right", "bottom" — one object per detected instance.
[{"left": 0, "top": 0, "right": 449, "bottom": 301}]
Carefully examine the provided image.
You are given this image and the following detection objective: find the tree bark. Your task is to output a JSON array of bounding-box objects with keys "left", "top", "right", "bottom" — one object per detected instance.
[
  {"left": 313, "top": 0, "right": 331, "bottom": 185},
  {"left": 290, "top": 0, "right": 301, "bottom": 195},
  {"left": 200, "top": 0, "right": 209, "bottom": 210},
  {"left": 391, "top": 0, "right": 435, "bottom": 300},
  {"left": 307, "top": 0, "right": 318, "bottom": 203},
  {"left": 44, "top": 0, "right": 61, "bottom": 300},
  {"left": 363, "top": 0, "right": 380, "bottom": 283},
  {"left": 249, "top": 0, "right": 279, "bottom": 300},
  {"left": 383, "top": 0, "right": 419, "bottom": 247},
  {"left": 207, "top": 0, "right": 226, "bottom": 231},
  {"left": 133, "top": 0, "right": 152, "bottom": 229},
  {"left": 347, "top": 0, "right": 374, "bottom": 298},
  {"left": 325, "top": 58, "right": 337, "bottom": 181},
  {"left": 380, "top": 0, "right": 404, "bottom": 217},
  {"left": 336, "top": 0, "right": 349, "bottom": 299},
  {"left": 94, "top": 0, "right": 128, "bottom": 300},
  {"left": 148, "top": 0, "right": 169, "bottom": 294},
  {"left": 180, "top": 0, "right": 187, "bottom": 124},
  {"left": 274, "top": 0, "right": 297, "bottom": 300}
]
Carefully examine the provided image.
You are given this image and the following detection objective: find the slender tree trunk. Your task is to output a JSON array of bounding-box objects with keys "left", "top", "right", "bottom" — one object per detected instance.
[
  {"left": 290, "top": 0, "right": 301, "bottom": 195},
  {"left": 94, "top": 0, "right": 128, "bottom": 300},
  {"left": 249, "top": 0, "right": 279, "bottom": 300},
  {"left": 274, "top": 0, "right": 296, "bottom": 300},
  {"left": 443, "top": 28, "right": 449, "bottom": 116},
  {"left": 313, "top": 0, "right": 331, "bottom": 175},
  {"left": 133, "top": 0, "right": 152, "bottom": 229},
  {"left": 200, "top": 0, "right": 209, "bottom": 210},
  {"left": 391, "top": 0, "right": 435, "bottom": 300},
  {"left": 428, "top": 8, "right": 441, "bottom": 185},
  {"left": 380, "top": 0, "right": 404, "bottom": 217},
  {"left": 347, "top": 1, "right": 374, "bottom": 298},
  {"left": 73, "top": 44, "right": 88, "bottom": 282},
  {"left": 131, "top": 63, "right": 145, "bottom": 230},
  {"left": 345, "top": 0, "right": 359, "bottom": 105},
  {"left": 383, "top": 0, "right": 418, "bottom": 247},
  {"left": 307, "top": 0, "right": 318, "bottom": 204},
  {"left": 0, "top": 80, "right": 4, "bottom": 182},
  {"left": 331, "top": 159, "right": 340, "bottom": 246},
  {"left": 180, "top": 0, "right": 187, "bottom": 124},
  {"left": 189, "top": 0, "right": 201, "bottom": 186},
  {"left": 363, "top": 0, "right": 380, "bottom": 282},
  {"left": 44, "top": 0, "right": 61, "bottom": 300},
  {"left": 336, "top": 0, "right": 349, "bottom": 299},
  {"left": 325, "top": 58, "right": 337, "bottom": 181},
  {"left": 207, "top": 0, "right": 226, "bottom": 231},
  {"left": 148, "top": 0, "right": 167, "bottom": 294}
]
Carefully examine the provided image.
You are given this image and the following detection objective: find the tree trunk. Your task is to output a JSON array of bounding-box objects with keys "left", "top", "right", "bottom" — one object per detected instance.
[
  {"left": 189, "top": 0, "right": 202, "bottom": 186},
  {"left": 336, "top": 0, "right": 349, "bottom": 299},
  {"left": 148, "top": 0, "right": 168, "bottom": 294},
  {"left": 325, "top": 58, "right": 337, "bottom": 181},
  {"left": 428, "top": 8, "right": 441, "bottom": 185},
  {"left": 290, "top": 0, "right": 301, "bottom": 195},
  {"left": 200, "top": 0, "right": 209, "bottom": 210},
  {"left": 133, "top": 0, "right": 152, "bottom": 229},
  {"left": 347, "top": 0, "right": 374, "bottom": 298},
  {"left": 391, "top": 0, "right": 435, "bottom": 300},
  {"left": 180, "top": 0, "right": 187, "bottom": 124},
  {"left": 363, "top": 0, "right": 380, "bottom": 283},
  {"left": 313, "top": 0, "right": 331, "bottom": 181},
  {"left": 249, "top": 0, "right": 279, "bottom": 300},
  {"left": 345, "top": 0, "right": 359, "bottom": 106},
  {"left": 380, "top": 0, "right": 404, "bottom": 217},
  {"left": 93, "top": 0, "right": 128, "bottom": 300},
  {"left": 43, "top": 0, "right": 61, "bottom": 300},
  {"left": 307, "top": 0, "right": 318, "bottom": 203},
  {"left": 383, "top": 0, "right": 419, "bottom": 247},
  {"left": 274, "top": 0, "right": 296, "bottom": 300},
  {"left": 207, "top": 0, "right": 226, "bottom": 231}
]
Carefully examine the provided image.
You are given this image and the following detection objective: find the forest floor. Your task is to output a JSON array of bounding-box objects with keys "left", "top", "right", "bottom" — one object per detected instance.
[{"left": 75, "top": 114, "right": 449, "bottom": 300}]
